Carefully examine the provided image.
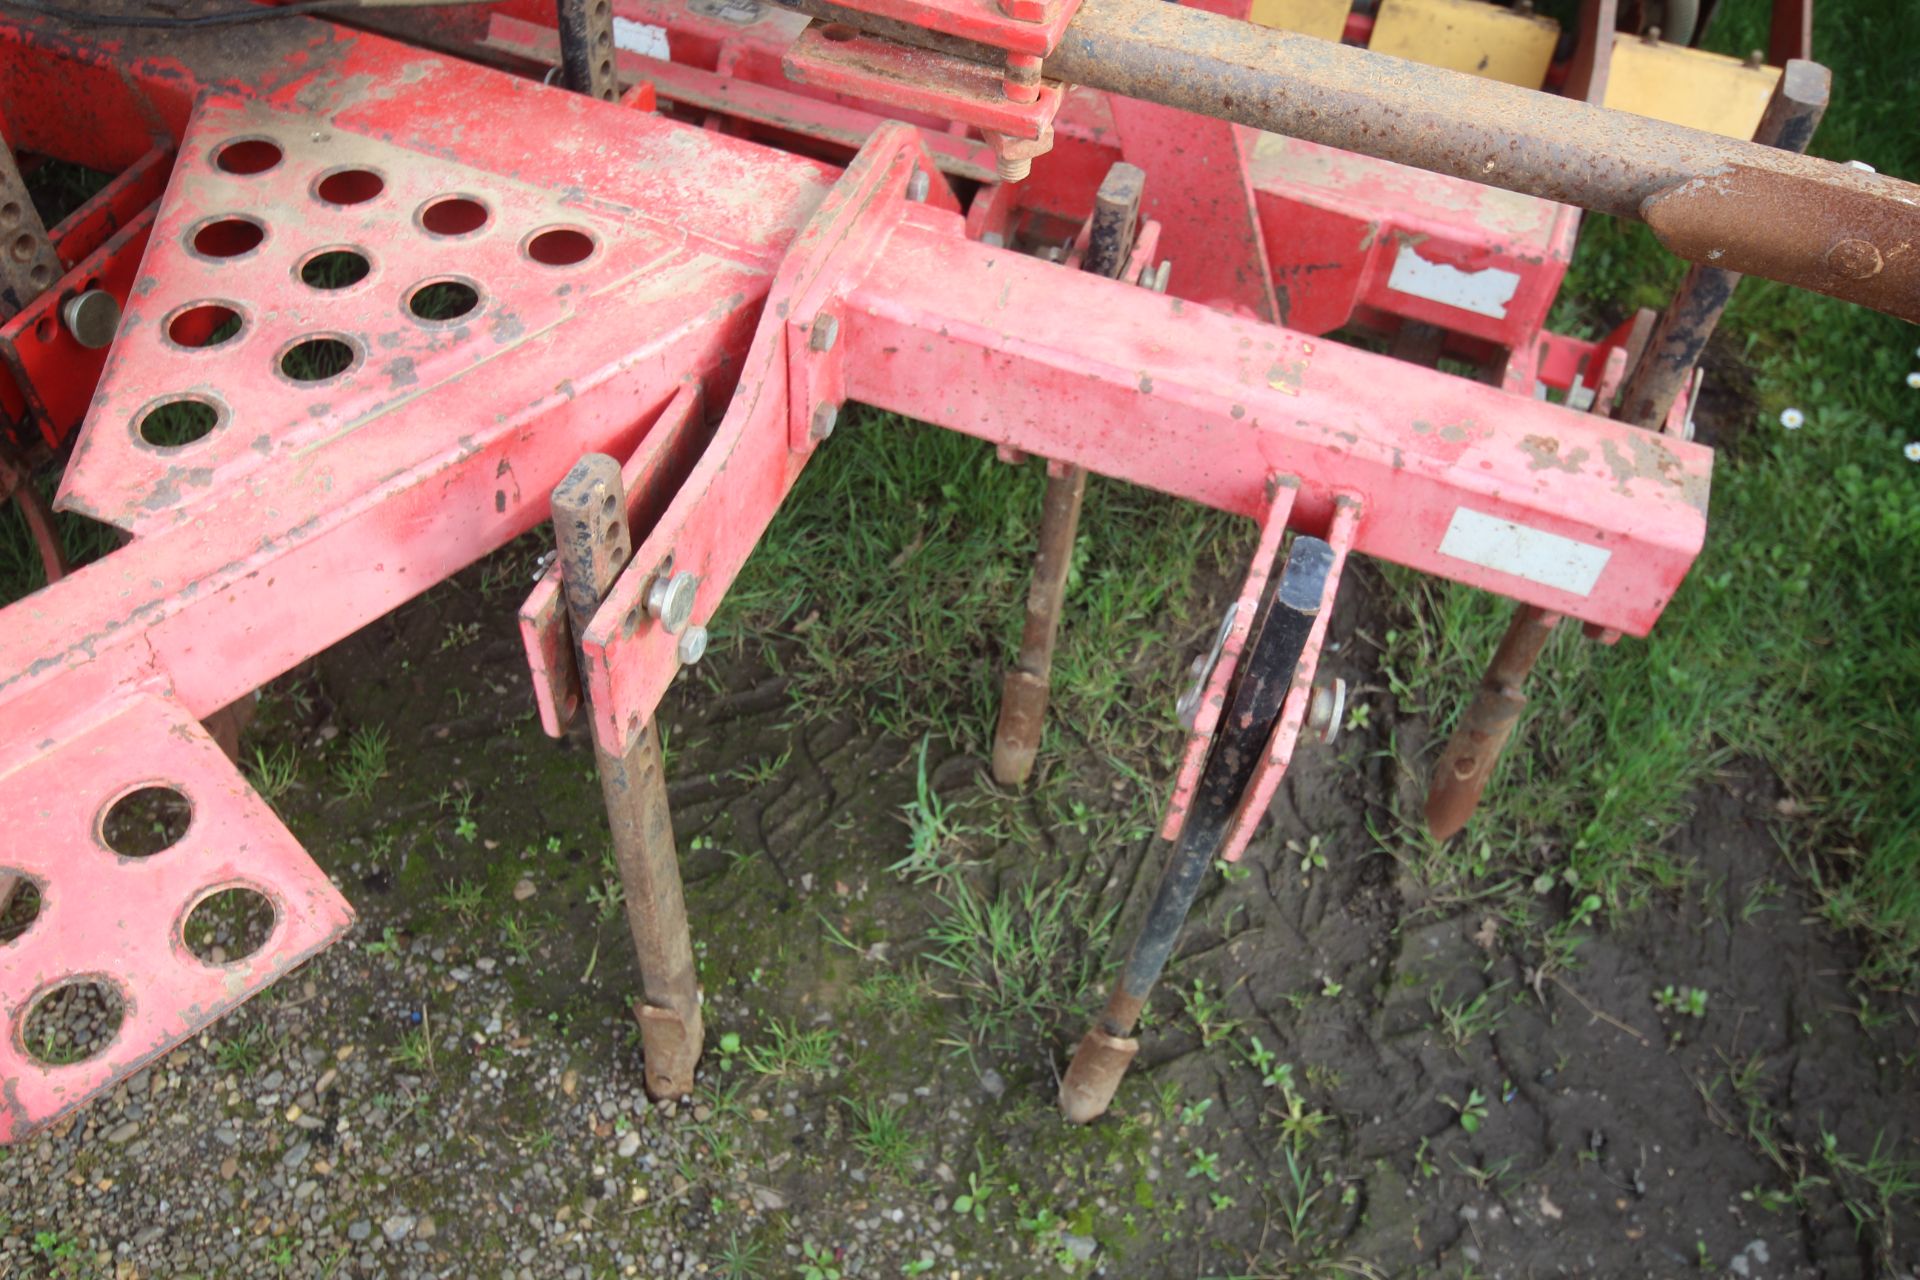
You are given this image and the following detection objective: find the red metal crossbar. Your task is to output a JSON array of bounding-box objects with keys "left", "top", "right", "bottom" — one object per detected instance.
[{"left": 0, "top": 3, "right": 1709, "bottom": 1138}]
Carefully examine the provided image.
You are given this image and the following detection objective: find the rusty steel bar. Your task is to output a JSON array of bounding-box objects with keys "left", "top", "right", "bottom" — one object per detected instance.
[
  {"left": 1423, "top": 604, "right": 1562, "bottom": 842},
  {"left": 991, "top": 462, "right": 1086, "bottom": 785},
  {"left": 552, "top": 455, "right": 704, "bottom": 1098},
  {"left": 1615, "top": 59, "right": 1830, "bottom": 430},
  {"left": 556, "top": 0, "right": 620, "bottom": 100},
  {"left": 990, "top": 163, "right": 1144, "bottom": 786},
  {"left": 1044, "top": 0, "right": 1920, "bottom": 322},
  {"left": 0, "top": 139, "right": 61, "bottom": 321}
]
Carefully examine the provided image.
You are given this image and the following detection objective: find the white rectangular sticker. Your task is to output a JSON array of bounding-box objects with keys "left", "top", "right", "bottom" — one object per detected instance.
[
  {"left": 1387, "top": 248, "right": 1521, "bottom": 320},
  {"left": 1438, "top": 508, "right": 1611, "bottom": 597},
  {"left": 613, "top": 17, "right": 672, "bottom": 59}
]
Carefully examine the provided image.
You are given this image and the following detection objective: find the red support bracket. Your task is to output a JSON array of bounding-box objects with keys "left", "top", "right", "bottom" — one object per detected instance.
[
  {"left": 519, "top": 382, "right": 710, "bottom": 737},
  {"left": 1158, "top": 476, "right": 1296, "bottom": 841},
  {"left": 578, "top": 121, "right": 940, "bottom": 752},
  {"left": 783, "top": 23, "right": 1061, "bottom": 141},
  {"left": 1218, "top": 496, "right": 1361, "bottom": 863},
  {"left": 814, "top": 0, "right": 1083, "bottom": 58}
]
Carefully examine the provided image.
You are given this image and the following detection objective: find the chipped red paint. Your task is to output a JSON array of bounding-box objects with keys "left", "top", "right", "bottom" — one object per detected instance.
[{"left": 0, "top": 0, "right": 1727, "bottom": 1139}]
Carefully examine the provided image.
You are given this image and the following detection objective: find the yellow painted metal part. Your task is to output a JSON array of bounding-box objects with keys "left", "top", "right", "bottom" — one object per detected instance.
[
  {"left": 1247, "top": 0, "right": 1350, "bottom": 41},
  {"left": 1603, "top": 35, "right": 1782, "bottom": 139},
  {"left": 1369, "top": 0, "right": 1561, "bottom": 89}
]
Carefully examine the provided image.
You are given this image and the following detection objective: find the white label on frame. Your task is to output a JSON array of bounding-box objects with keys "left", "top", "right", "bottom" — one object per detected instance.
[{"left": 1438, "top": 508, "right": 1611, "bottom": 597}]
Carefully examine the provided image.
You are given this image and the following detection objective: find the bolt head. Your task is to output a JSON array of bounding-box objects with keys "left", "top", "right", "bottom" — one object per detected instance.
[
  {"left": 810, "top": 402, "right": 839, "bottom": 441},
  {"left": 61, "top": 290, "right": 120, "bottom": 350},
  {"left": 647, "top": 570, "right": 699, "bottom": 633},
  {"left": 677, "top": 624, "right": 709, "bottom": 666},
  {"left": 808, "top": 313, "right": 839, "bottom": 353}
]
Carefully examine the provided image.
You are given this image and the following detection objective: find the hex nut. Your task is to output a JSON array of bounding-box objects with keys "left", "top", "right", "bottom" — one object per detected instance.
[{"left": 677, "top": 624, "right": 708, "bottom": 665}]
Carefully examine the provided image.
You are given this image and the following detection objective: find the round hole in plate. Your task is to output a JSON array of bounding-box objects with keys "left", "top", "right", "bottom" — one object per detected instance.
[
  {"left": 100, "top": 784, "right": 193, "bottom": 855},
  {"left": 299, "top": 247, "right": 371, "bottom": 290},
  {"left": 406, "top": 278, "right": 479, "bottom": 322},
  {"left": 33, "top": 315, "right": 53, "bottom": 343},
  {"left": 190, "top": 216, "right": 266, "bottom": 259},
  {"left": 315, "top": 167, "right": 385, "bottom": 206},
  {"left": 167, "top": 301, "right": 243, "bottom": 349},
  {"left": 280, "top": 335, "right": 358, "bottom": 383},
  {"left": 820, "top": 21, "right": 858, "bottom": 40},
  {"left": 9, "top": 231, "right": 36, "bottom": 264},
  {"left": 214, "top": 137, "right": 283, "bottom": 175},
  {"left": 1, "top": 876, "right": 44, "bottom": 945},
  {"left": 182, "top": 885, "right": 277, "bottom": 965},
  {"left": 0, "top": 200, "right": 21, "bottom": 224},
  {"left": 21, "top": 977, "right": 125, "bottom": 1067},
  {"left": 526, "top": 227, "right": 596, "bottom": 267},
  {"left": 137, "top": 396, "right": 222, "bottom": 448},
  {"left": 419, "top": 195, "right": 489, "bottom": 237}
]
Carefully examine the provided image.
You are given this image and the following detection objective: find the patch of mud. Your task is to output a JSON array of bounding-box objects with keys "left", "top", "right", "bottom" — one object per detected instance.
[{"left": 6, "top": 543, "right": 1915, "bottom": 1280}]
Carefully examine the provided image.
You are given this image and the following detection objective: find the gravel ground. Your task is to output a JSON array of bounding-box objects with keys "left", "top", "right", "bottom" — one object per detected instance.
[{"left": 9, "top": 926, "right": 999, "bottom": 1280}]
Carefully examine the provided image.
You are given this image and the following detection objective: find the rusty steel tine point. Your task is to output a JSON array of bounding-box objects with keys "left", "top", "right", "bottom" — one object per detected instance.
[
  {"left": 1615, "top": 59, "right": 1832, "bottom": 431},
  {"left": 990, "top": 463, "right": 1087, "bottom": 785},
  {"left": 1423, "top": 604, "right": 1563, "bottom": 842},
  {"left": 1421, "top": 67, "right": 1831, "bottom": 837},
  {"left": 1062, "top": 535, "right": 1335, "bottom": 1123},
  {"left": 990, "top": 163, "right": 1141, "bottom": 787},
  {"left": 551, "top": 455, "right": 704, "bottom": 1097}
]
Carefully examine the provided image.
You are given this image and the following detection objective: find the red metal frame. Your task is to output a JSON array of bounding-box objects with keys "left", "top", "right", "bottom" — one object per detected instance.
[{"left": 0, "top": 0, "right": 1708, "bottom": 1140}]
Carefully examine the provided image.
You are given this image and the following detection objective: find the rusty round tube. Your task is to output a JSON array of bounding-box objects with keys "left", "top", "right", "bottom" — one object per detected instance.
[
  {"left": 1615, "top": 60, "right": 1832, "bottom": 429},
  {"left": 1424, "top": 605, "right": 1561, "bottom": 840},
  {"left": 1045, "top": 0, "right": 1920, "bottom": 321}
]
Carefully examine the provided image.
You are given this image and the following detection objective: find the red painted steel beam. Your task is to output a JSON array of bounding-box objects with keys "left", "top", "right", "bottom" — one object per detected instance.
[
  {"left": 842, "top": 225, "right": 1707, "bottom": 621},
  {"left": 576, "top": 191, "right": 1710, "bottom": 752}
]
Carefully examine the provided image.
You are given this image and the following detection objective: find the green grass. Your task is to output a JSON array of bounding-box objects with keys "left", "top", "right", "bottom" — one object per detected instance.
[
  {"left": 0, "top": 472, "right": 121, "bottom": 602},
  {"left": 718, "top": 412, "right": 1246, "bottom": 769},
  {"left": 1383, "top": 0, "right": 1920, "bottom": 986},
  {"left": 333, "top": 724, "right": 390, "bottom": 802},
  {"left": 844, "top": 1095, "right": 927, "bottom": 1180},
  {"left": 923, "top": 869, "right": 1117, "bottom": 1052},
  {"left": 740, "top": 1017, "right": 839, "bottom": 1079}
]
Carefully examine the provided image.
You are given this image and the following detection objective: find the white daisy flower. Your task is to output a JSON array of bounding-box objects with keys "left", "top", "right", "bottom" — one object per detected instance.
[
  {"left": 1906, "top": 442, "right": 1920, "bottom": 463},
  {"left": 1779, "top": 407, "right": 1805, "bottom": 430},
  {"left": 1907, "top": 371, "right": 1920, "bottom": 389}
]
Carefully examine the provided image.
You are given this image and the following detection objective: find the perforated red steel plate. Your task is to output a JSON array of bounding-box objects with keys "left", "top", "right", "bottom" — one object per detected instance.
[
  {"left": 0, "top": 694, "right": 353, "bottom": 1141},
  {"left": 59, "top": 94, "right": 684, "bottom": 534}
]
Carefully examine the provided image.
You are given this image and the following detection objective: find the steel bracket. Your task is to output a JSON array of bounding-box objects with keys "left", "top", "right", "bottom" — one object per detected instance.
[{"left": 579, "top": 121, "right": 939, "bottom": 752}]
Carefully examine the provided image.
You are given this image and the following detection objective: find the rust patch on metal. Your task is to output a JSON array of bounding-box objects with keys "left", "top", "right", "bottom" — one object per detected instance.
[{"left": 1519, "top": 434, "right": 1586, "bottom": 473}]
